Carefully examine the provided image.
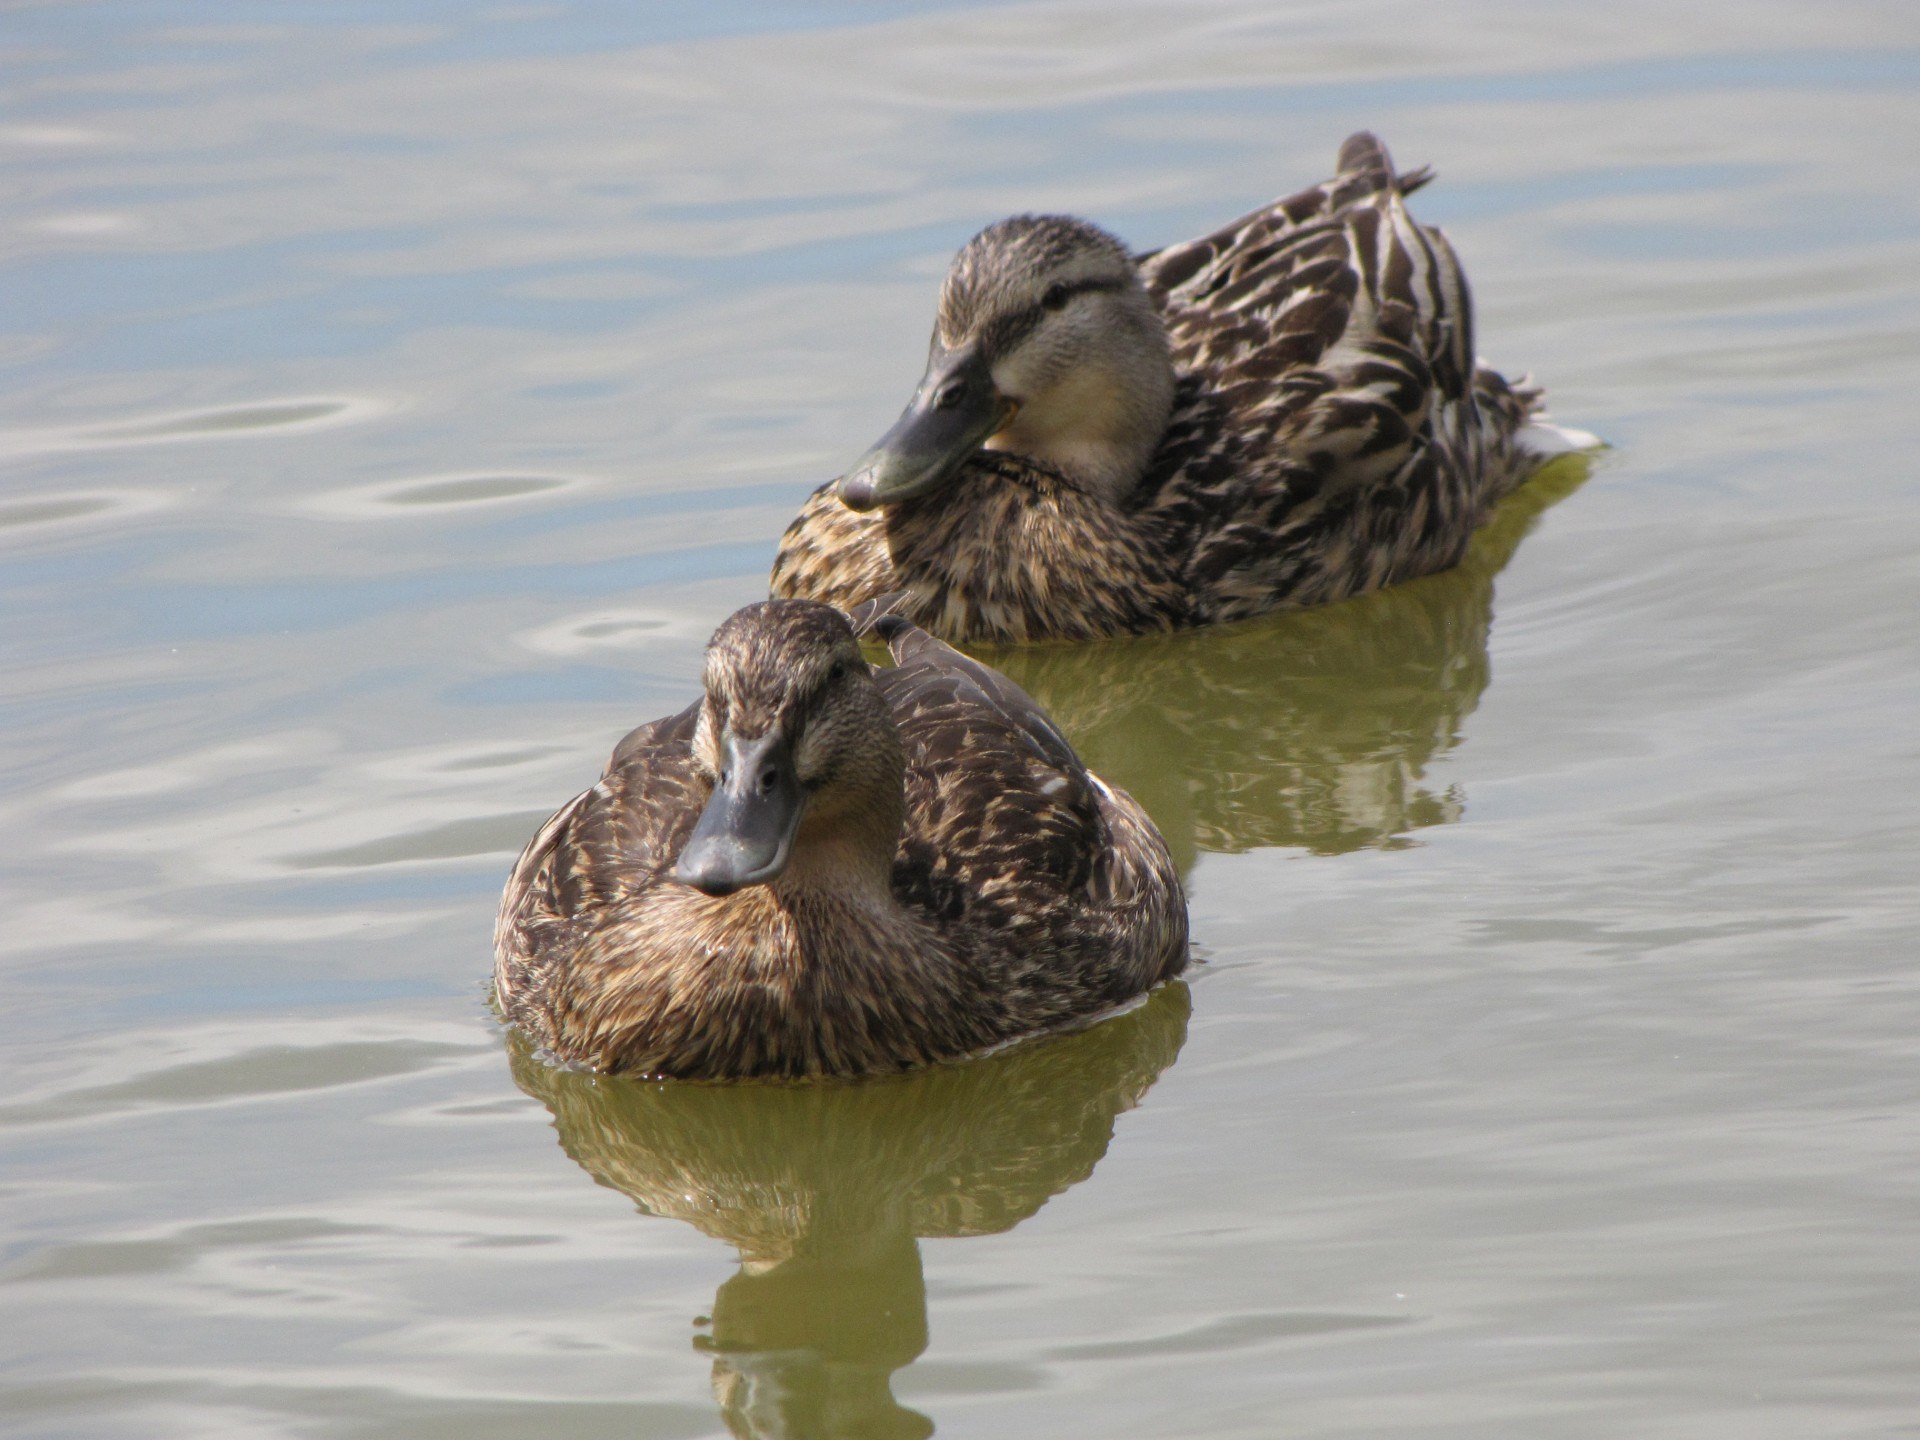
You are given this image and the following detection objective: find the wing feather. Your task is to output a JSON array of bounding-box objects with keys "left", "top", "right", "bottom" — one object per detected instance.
[{"left": 875, "top": 617, "right": 1106, "bottom": 911}]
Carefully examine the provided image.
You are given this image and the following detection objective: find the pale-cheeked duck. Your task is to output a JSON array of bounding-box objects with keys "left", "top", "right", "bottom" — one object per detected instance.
[
  {"left": 771, "top": 132, "right": 1594, "bottom": 644},
  {"left": 494, "top": 599, "right": 1187, "bottom": 1079}
]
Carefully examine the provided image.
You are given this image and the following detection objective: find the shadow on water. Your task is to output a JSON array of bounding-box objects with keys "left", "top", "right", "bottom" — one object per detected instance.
[
  {"left": 983, "top": 456, "right": 1594, "bottom": 871},
  {"left": 511, "top": 982, "right": 1191, "bottom": 1440}
]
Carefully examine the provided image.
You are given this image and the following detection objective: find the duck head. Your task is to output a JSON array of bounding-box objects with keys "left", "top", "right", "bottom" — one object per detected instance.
[
  {"left": 838, "top": 215, "right": 1175, "bottom": 511},
  {"left": 674, "top": 601, "right": 905, "bottom": 897}
]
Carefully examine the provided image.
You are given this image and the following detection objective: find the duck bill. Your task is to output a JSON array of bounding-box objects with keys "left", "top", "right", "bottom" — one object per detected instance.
[
  {"left": 672, "top": 730, "right": 805, "bottom": 897},
  {"left": 837, "top": 347, "right": 1016, "bottom": 511}
]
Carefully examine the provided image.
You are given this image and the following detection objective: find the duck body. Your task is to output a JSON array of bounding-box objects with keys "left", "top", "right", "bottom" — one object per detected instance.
[
  {"left": 771, "top": 132, "right": 1583, "bottom": 645},
  {"left": 494, "top": 600, "right": 1186, "bottom": 1079}
]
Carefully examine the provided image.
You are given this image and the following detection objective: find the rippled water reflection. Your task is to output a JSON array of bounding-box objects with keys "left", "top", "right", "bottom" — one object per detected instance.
[
  {"left": 4, "top": 2, "right": 1919, "bottom": 1437},
  {"left": 515, "top": 987, "right": 1189, "bottom": 1438},
  {"left": 990, "top": 457, "right": 1594, "bottom": 868}
]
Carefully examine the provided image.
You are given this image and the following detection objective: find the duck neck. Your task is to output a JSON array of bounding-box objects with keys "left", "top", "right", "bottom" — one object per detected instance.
[
  {"left": 984, "top": 398, "right": 1161, "bottom": 502},
  {"left": 982, "top": 303, "right": 1175, "bottom": 505},
  {"left": 771, "top": 780, "right": 905, "bottom": 912},
  {"left": 882, "top": 452, "right": 1190, "bottom": 642},
  {"left": 772, "top": 830, "right": 897, "bottom": 909}
]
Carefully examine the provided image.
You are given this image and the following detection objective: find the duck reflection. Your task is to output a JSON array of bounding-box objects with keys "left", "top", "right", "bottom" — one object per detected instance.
[
  {"left": 511, "top": 981, "right": 1190, "bottom": 1440},
  {"left": 982, "top": 457, "right": 1591, "bottom": 870}
]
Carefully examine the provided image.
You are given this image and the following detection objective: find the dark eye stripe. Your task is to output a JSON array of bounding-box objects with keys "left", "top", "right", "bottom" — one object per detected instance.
[
  {"left": 980, "top": 276, "right": 1128, "bottom": 356},
  {"left": 1044, "top": 275, "right": 1125, "bottom": 307}
]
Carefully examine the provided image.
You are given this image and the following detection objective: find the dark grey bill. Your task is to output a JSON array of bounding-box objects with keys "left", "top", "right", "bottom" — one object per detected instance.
[
  {"left": 836, "top": 345, "right": 1015, "bottom": 511},
  {"left": 673, "top": 729, "right": 805, "bottom": 896}
]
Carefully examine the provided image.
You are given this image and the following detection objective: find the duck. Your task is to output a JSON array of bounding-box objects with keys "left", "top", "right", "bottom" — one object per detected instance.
[
  {"left": 770, "top": 131, "right": 1594, "bottom": 644},
  {"left": 493, "top": 598, "right": 1188, "bottom": 1080}
]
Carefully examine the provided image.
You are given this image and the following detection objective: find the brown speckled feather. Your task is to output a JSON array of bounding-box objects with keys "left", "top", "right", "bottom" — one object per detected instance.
[
  {"left": 493, "top": 603, "right": 1187, "bottom": 1080},
  {"left": 771, "top": 132, "right": 1565, "bottom": 643}
]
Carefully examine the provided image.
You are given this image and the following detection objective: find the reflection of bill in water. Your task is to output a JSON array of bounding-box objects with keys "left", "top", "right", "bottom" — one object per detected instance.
[
  {"left": 511, "top": 983, "right": 1190, "bottom": 1440},
  {"left": 988, "top": 455, "right": 1592, "bottom": 869}
]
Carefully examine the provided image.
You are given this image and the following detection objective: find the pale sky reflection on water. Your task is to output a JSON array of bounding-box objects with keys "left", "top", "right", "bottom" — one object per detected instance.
[{"left": 3, "top": 2, "right": 1919, "bottom": 1437}]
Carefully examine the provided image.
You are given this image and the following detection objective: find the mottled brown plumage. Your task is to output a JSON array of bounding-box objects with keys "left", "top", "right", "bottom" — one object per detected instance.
[
  {"left": 771, "top": 132, "right": 1591, "bottom": 644},
  {"left": 494, "top": 599, "right": 1187, "bottom": 1079}
]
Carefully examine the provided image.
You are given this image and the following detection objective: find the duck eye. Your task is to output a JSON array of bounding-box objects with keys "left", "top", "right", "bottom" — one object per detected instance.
[
  {"left": 827, "top": 661, "right": 847, "bottom": 683},
  {"left": 1041, "top": 282, "right": 1071, "bottom": 311}
]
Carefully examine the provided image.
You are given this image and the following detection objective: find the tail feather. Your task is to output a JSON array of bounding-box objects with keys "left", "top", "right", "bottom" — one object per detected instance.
[
  {"left": 1394, "top": 164, "right": 1434, "bottom": 197},
  {"left": 842, "top": 591, "right": 910, "bottom": 637},
  {"left": 1337, "top": 130, "right": 1433, "bottom": 198},
  {"left": 1515, "top": 420, "right": 1604, "bottom": 458},
  {"left": 1336, "top": 131, "right": 1394, "bottom": 183}
]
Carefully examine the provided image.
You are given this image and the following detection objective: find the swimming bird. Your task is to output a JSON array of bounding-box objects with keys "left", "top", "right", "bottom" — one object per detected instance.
[
  {"left": 493, "top": 599, "right": 1187, "bottom": 1079},
  {"left": 771, "top": 132, "right": 1592, "bottom": 644}
]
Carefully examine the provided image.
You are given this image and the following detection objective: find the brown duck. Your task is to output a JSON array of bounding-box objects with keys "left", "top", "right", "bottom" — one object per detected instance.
[
  {"left": 494, "top": 599, "right": 1187, "bottom": 1079},
  {"left": 771, "top": 132, "right": 1594, "bottom": 644}
]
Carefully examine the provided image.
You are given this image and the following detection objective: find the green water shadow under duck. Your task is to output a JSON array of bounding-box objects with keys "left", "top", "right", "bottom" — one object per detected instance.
[
  {"left": 977, "top": 451, "right": 1594, "bottom": 873},
  {"left": 509, "top": 982, "right": 1190, "bottom": 1440}
]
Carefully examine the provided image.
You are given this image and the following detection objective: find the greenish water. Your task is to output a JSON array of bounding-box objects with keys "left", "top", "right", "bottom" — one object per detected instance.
[{"left": 5, "top": 3, "right": 1919, "bottom": 1437}]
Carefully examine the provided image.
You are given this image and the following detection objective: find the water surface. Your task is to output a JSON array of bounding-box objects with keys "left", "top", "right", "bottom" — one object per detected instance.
[{"left": 5, "top": 2, "right": 1919, "bottom": 1436}]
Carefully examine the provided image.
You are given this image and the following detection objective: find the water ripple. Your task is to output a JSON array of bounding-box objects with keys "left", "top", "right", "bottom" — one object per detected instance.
[
  {"left": 286, "top": 809, "right": 557, "bottom": 870},
  {"left": 2, "top": 1028, "right": 490, "bottom": 1132},
  {"left": 0, "top": 396, "right": 394, "bottom": 457},
  {"left": 0, "top": 488, "right": 170, "bottom": 539},
  {"left": 304, "top": 472, "right": 585, "bottom": 518}
]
